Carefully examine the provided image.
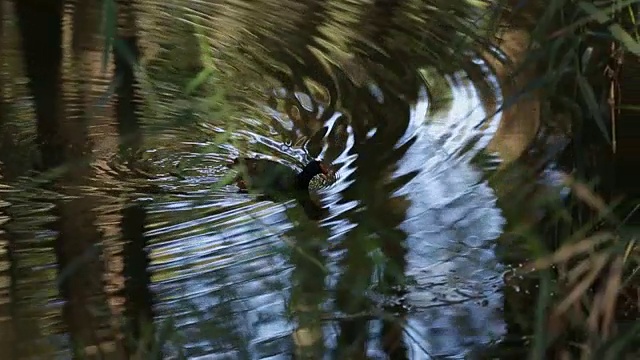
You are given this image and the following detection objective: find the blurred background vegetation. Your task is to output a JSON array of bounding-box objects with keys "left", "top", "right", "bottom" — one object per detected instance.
[{"left": 0, "top": 0, "right": 638, "bottom": 359}]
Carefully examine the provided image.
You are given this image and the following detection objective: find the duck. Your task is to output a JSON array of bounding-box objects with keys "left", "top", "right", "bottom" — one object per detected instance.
[{"left": 227, "top": 157, "right": 332, "bottom": 201}]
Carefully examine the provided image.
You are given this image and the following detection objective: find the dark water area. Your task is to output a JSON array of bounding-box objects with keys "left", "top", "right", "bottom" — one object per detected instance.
[{"left": 0, "top": 1, "right": 524, "bottom": 359}]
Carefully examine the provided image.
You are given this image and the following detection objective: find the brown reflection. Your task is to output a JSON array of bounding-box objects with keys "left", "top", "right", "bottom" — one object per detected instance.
[
  {"left": 53, "top": 177, "right": 127, "bottom": 359},
  {"left": 0, "top": 0, "right": 4, "bottom": 164},
  {"left": 15, "top": 0, "right": 128, "bottom": 358},
  {"left": 0, "top": 251, "right": 12, "bottom": 356},
  {"left": 14, "top": 0, "right": 66, "bottom": 169},
  {"left": 114, "top": 8, "right": 156, "bottom": 353},
  {"left": 1, "top": 1, "right": 37, "bottom": 180},
  {"left": 0, "top": 3, "right": 19, "bottom": 345},
  {"left": 121, "top": 201, "right": 154, "bottom": 354},
  {"left": 0, "top": 187, "right": 14, "bottom": 356},
  {"left": 0, "top": 3, "right": 59, "bottom": 350}
]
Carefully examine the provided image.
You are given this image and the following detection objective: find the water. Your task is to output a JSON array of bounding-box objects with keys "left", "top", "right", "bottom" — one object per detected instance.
[{"left": 1, "top": 1, "right": 510, "bottom": 358}]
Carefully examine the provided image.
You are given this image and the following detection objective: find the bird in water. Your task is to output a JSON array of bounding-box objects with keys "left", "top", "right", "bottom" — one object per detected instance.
[{"left": 227, "top": 157, "right": 333, "bottom": 204}]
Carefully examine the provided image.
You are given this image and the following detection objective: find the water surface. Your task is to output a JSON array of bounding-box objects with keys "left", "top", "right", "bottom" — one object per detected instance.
[{"left": 0, "top": 1, "right": 508, "bottom": 358}]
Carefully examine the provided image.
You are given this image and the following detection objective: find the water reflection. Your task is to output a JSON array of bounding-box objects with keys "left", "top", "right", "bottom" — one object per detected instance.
[{"left": 0, "top": 0, "right": 507, "bottom": 358}]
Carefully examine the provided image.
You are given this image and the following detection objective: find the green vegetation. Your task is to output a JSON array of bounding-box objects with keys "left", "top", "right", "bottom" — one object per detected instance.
[{"left": 487, "top": 0, "right": 640, "bottom": 358}]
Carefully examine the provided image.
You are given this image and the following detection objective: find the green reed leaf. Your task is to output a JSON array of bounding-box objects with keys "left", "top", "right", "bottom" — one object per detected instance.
[
  {"left": 579, "top": 1, "right": 640, "bottom": 55},
  {"left": 576, "top": 74, "right": 611, "bottom": 143}
]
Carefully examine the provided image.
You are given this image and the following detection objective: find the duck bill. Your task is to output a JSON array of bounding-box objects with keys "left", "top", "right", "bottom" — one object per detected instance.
[
  {"left": 319, "top": 168, "right": 335, "bottom": 182},
  {"left": 318, "top": 163, "right": 332, "bottom": 179}
]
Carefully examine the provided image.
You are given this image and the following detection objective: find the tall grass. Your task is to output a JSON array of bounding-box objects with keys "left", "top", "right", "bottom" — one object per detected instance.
[{"left": 489, "top": 0, "right": 640, "bottom": 358}]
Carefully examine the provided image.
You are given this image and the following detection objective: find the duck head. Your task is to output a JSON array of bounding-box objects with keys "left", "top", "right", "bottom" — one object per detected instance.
[{"left": 296, "top": 160, "right": 332, "bottom": 189}]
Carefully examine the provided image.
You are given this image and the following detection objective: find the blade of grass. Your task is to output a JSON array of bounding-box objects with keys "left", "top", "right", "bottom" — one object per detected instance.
[
  {"left": 553, "top": 253, "right": 609, "bottom": 316},
  {"left": 599, "top": 256, "right": 623, "bottom": 340},
  {"left": 520, "top": 232, "right": 614, "bottom": 273},
  {"left": 579, "top": 1, "right": 640, "bottom": 55},
  {"left": 576, "top": 74, "right": 611, "bottom": 143},
  {"left": 547, "top": 0, "right": 640, "bottom": 39}
]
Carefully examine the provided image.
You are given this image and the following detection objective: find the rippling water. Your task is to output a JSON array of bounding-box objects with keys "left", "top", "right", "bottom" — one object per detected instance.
[{"left": 1, "top": 1, "right": 509, "bottom": 358}]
